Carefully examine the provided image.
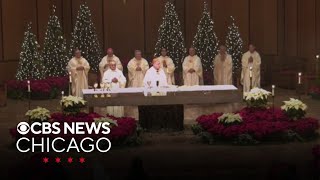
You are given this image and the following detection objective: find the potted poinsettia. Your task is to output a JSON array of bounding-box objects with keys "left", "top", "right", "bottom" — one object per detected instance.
[
  {"left": 94, "top": 117, "right": 118, "bottom": 127},
  {"left": 281, "top": 98, "right": 307, "bottom": 120},
  {"left": 60, "top": 95, "right": 86, "bottom": 114},
  {"left": 25, "top": 106, "right": 51, "bottom": 122},
  {"left": 218, "top": 113, "right": 243, "bottom": 126},
  {"left": 243, "top": 88, "right": 271, "bottom": 108}
]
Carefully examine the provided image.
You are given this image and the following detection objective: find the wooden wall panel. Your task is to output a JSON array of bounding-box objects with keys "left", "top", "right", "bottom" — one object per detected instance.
[
  {"left": 298, "top": 0, "right": 316, "bottom": 58},
  {"left": 185, "top": 0, "right": 210, "bottom": 48},
  {"left": 62, "top": 0, "right": 72, "bottom": 42},
  {"left": 284, "top": 0, "right": 298, "bottom": 56},
  {"left": 250, "top": 0, "right": 278, "bottom": 55},
  {"left": 317, "top": 0, "right": 320, "bottom": 54},
  {"left": 37, "top": 0, "right": 63, "bottom": 46},
  {"left": 144, "top": 0, "right": 167, "bottom": 56},
  {"left": 174, "top": 0, "right": 186, "bottom": 45},
  {"left": 103, "top": 0, "right": 144, "bottom": 60},
  {"left": 212, "top": 0, "right": 249, "bottom": 51},
  {"left": 2, "top": 0, "right": 38, "bottom": 60},
  {"left": 0, "top": 0, "right": 3, "bottom": 61}
]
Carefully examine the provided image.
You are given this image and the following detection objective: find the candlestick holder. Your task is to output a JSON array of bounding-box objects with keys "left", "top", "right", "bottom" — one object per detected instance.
[
  {"left": 249, "top": 77, "right": 253, "bottom": 91},
  {"left": 272, "top": 95, "right": 275, "bottom": 120},
  {"left": 28, "top": 91, "right": 31, "bottom": 110},
  {"left": 69, "top": 82, "right": 72, "bottom": 96},
  {"left": 296, "top": 83, "right": 303, "bottom": 100}
]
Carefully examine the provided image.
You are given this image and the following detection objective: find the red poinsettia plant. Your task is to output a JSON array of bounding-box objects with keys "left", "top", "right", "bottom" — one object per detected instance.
[{"left": 6, "top": 76, "right": 68, "bottom": 100}]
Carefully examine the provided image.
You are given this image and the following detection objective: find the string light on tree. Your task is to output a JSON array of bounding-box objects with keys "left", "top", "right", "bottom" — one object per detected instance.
[
  {"left": 16, "top": 23, "right": 45, "bottom": 81},
  {"left": 225, "top": 16, "right": 243, "bottom": 74},
  {"left": 42, "top": 5, "right": 69, "bottom": 77},
  {"left": 192, "top": 1, "right": 219, "bottom": 72},
  {"left": 69, "top": 2, "right": 102, "bottom": 73},
  {"left": 154, "top": 0, "right": 186, "bottom": 71}
]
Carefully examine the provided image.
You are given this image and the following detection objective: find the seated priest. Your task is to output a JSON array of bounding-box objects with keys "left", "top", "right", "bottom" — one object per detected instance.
[
  {"left": 67, "top": 49, "right": 90, "bottom": 97},
  {"left": 143, "top": 58, "right": 168, "bottom": 88},
  {"left": 99, "top": 48, "right": 123, "bottom": 81},
  {"left": 182, "top": 47, "right": 203, "bottom": 86},
  {"left": 102, "top": 60, "right": 126, "bottom": 117}
]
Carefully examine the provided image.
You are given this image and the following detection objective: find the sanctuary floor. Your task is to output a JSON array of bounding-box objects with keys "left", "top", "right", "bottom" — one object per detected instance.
[{"left": 0, "top": 88, "right": 319, "bottom": 179}]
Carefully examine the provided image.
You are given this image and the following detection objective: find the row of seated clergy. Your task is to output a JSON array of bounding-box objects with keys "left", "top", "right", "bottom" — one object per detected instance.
[{"left": 67, "top": 45, "right": 261, "bottom": 98}]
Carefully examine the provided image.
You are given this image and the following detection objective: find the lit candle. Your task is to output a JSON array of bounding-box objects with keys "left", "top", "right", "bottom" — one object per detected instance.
[
  {"left": 69, "top": 72, "right": 72, "bottom": 83},
  {"left": 61, "top": 91, "right": 64, "bottom": 96},
  {"left": 272, "top": 85, "right": 275, "bottom": 96},
  {"left": 316, "top": 55, "right": 320, "bottom": 59},
  {"left": 249, "top": 67, "right": 253, "bottom": 78},
  {"left": 27, "top": 80, "right": 30, "bottom": 92},
  {"left": 298, "top": 72, "right": 302, "bottom": 84}
]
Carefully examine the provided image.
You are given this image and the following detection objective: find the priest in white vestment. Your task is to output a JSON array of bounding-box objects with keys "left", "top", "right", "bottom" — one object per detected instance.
[
  {"left": 143, "top": 59, "right": 168, "bottom": 88},
  {"left": 99, "top": 48, "right": 123, "bottom": 81},
  {"left": 67, "top": 49, "right": 90, "bottom": 97},
  {"left": 182, "top": 47, "right": 203, "bottom": 86},
  {"left": 156, "top": 48, "right": 175, "bottom": 85},
  {"left": 213, "top": 45, "right": 233, "bottom": 85},
  {"left": 102, "top": 60, "right": 126, "bottom": 117},
  {"left": 127, "top": 50, "right": 149, "bottom": 87},
  {"left": 241, "top": 44, "right": 261, "bottom": 93}
]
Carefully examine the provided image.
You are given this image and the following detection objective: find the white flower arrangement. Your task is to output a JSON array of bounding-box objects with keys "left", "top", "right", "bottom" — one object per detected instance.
[
  {"left": 281, "top": 98, "right": 307, "bottom": 111},
  {"left": 218, "top": 113, "right": 243, "bottom": 125},
  {"left": 244, "top": 88, "right": 271, "bottom": 108},
  {"left": 94, "top": 117, "right": 118, "bottom": 127},
  {"left": 60, "top": 95, "right": 86, "bottom": 108},
  {"left": 25, "top": 107, "right": 50, "bottom": 121},
  {"left": 281, "top": 98, "right": 307, "bottom": 120}
]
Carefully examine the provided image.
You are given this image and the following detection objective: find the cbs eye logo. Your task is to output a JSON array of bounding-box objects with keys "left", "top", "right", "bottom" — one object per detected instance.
[{"left": 17, "top": 122, "right": 30, "bottom": 135}]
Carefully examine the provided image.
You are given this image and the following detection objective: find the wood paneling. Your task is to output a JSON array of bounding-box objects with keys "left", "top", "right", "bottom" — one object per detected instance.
[
  {"left": 212, "top": 0, "right": 249, "bottom": 51},
  {"left": 0, "top": 0, "right": 320, "bottom": 80},
  {"left": 144, "top": 0, "right": 167, "bottom": 55},
  {"left": 284, "top": 0, "right": 298, "bottom": 56},
  {"left": 298, "top": 0, "right": 316, "bottom": 72},
  {"left": 2, "top": 0, "right": 38, "bottom": 60},
  {"left": 250, "top": 0, "right": 278, "bottom": 55},
  {"left": 103, "top": 0, "right": 144, "bottom": 60}
]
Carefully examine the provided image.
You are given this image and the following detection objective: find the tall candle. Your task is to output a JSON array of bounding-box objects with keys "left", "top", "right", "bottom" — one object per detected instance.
[
  {"left": 69, "top": 72, "right": 72, "bottom": 83},
  {"left": 27, "top": 80, "right": 30, "bottom": 92},
  {"left": 61, "top": 91, "right": 64, "bottom": 96},
  {"left": 272, "top": 85, "right": 275, "bottom": 96},
  {"left": 249, "top": 67, "right": 253, "bottom": 78},
  {"left": 316, "top": 55, "right": 320, "bottom": 59},
  {"left": 298, "top": 72, "right": 302, "bottom": 84}
]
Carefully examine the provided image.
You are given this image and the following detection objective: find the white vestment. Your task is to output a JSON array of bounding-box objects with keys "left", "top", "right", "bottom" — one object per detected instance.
[
  {"left": 102, "top": 69, "right": 126, "bottom": 117},
  {"left": 67, "top": 57, "right": 90, "bottom": 97},
  {"left": 143, "top": 67, "right": 168, "bottom": 88},
  {"left": 213, "top": 54, "right": 233, "bottom": 85},
  {"left": 182, "top": 55, "right": 203, "bottom": 86},
  {"left": 127, "top": 58, "right": 149, "bottom": 87},
  {"left": 157, "top": 56, "right": 175, "bottom": 85},
  {"left": 241, "top": 51, "right": 261, "bottom": 93},
  {"left": 99, "top": 55, "right": 123, "bottom": 80}
]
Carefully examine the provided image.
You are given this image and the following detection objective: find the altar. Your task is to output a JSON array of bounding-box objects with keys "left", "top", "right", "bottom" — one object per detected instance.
[{"left": 83, "top": 85, "right": 242, "bottom": 130}]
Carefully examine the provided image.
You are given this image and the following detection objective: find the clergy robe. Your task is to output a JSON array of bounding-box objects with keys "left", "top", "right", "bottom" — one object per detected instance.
[
  {"left": 127, "top": 58, "right": 149, "bottom": 87},
  {"left": 241, "top": 51, "right": 261, "bottom": 93},
  {"left": 182, "top": 55, "right": 203, "bottom": 86},
  {"left": 67, "top": 57, "right": 90, "bottom": 97},
  {"left": 157, "top": 56, "right": 175, "bottom": 85},
  {"left": 102, "top": 68, "right": 126, "bottom": 117},
  {"left": 99, "top": 55, "right": 123, "bottom": 80},
  {"left": 143, "top": 67, "right": 168, "bottom": 88},
  {"left": 213, "top": 54, "right": 233, "bottom": 85}
]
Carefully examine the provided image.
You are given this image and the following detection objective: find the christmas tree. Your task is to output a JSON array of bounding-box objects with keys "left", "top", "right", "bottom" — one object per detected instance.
[
  {"left": 69, "top": 2, "right": 102, "bottom": 73},
  {"left": 16, "top": 23, "right": 44, "bottom": 81},
  {"left": 192, "top": 1, "right": 219, "bottom": 72},
  {"left": 225, "top": 16, "right": 243, "bottom": 74},
  {"left": 154, "top": 0, "right": 186, "bottom": 70},
  {"left": 42, "top": 5, "right": 68, "bottom": 77}
]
